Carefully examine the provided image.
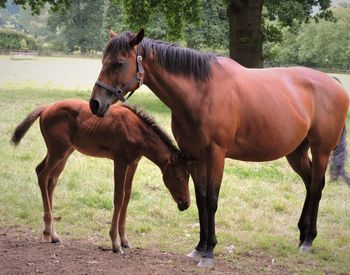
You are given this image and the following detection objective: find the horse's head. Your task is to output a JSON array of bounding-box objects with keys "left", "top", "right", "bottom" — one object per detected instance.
[
  {"left": 162, "top": 152, "right": 191, "bottom": 211},
  {"left": 90, "top": 29, "right": 145, "bottom": 117}
]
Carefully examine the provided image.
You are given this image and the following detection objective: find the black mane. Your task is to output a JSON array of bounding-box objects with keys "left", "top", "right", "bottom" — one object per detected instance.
[
  {"left": 104, "top": 31, "right": 216, "bottom": 80},
  {"left": 122, "top": 104, "right": 179, "bottom": 153}
]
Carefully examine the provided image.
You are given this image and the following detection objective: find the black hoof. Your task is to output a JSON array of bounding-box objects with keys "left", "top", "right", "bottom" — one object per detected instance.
[{"left": 121, "top": 243, "right": 130, "bottom": 249}]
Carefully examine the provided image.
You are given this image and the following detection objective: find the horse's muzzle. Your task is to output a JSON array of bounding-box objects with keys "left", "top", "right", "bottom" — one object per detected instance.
[
  {"left": 89, "top": 99, "right": 107, "bottom": 117},
  {"left": 178, "top": 201, "right": 190, "bottom": 211}
]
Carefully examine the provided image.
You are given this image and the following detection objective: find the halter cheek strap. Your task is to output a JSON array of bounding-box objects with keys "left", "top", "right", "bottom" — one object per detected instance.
[{"left": 94, "top": 47, "right": 144, "bottom": 102}]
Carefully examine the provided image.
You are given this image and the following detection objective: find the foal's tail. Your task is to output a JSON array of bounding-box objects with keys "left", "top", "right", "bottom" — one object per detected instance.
[
  {"left": 11, "top": 105, "right": 47, "bottom": 146},
  {"left": 330, "top": 127, "right": 350, "bottom": 186}
]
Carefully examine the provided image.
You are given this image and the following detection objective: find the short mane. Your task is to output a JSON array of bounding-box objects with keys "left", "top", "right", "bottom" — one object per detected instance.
[
  {"left": 122, "top": 104, "right": 179, "bottom": 153},
  {"left": 104, "top": 31, "right": 216, "bottom": 80}
]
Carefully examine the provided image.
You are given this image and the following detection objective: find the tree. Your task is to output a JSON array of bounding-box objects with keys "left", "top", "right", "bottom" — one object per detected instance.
[
  {"left": 268, "top": 7, "right": 350, "bottom": 70},
  {"left": 185, "top": 0, "right": 228, "bottom": 51},
  {"left": 1, "top": 0, "right": 335, "bottom": 67},
  {"left": 0, "top": 0, "right": 69, "bottom": 15},
  {"left": 0, "top": 28, "right": 41, "bottom": 50},
  {"left": 47, "top": 0, "right": 104, "bottom": 53},
  {"left": 117, "top": 0, "right": 334, "bottom": 67}
]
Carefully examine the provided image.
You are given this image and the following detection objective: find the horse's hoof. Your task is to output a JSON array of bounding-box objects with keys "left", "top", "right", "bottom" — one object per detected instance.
[
  {"left": 121, "top": 243, "right": 130, "bottom": 249},
  {"left": 51, "top": 232, "right": 61, "bottom": 243},
  {"left": 43, "top": 232, "right": 52, "bottom": 242},
  {"left": 299, "top": 242, "right": 312, "bottom": 253},
  {"left": 187, "top": 249, "right": 204, "bottom": 259},
  {"left": 113, "top": 248, "right": 124, "bottom": 254},
  {"left": 197, "top": 257, "right": 214, "bottom": 267},
  {"left": 51, "top": 237, "right": 61, "bottom": 244}
]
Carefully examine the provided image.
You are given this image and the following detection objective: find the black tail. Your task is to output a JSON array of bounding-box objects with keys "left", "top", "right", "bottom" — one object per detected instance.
[{"left": 330, "top": 127, "right": 350, "bottom": 186}]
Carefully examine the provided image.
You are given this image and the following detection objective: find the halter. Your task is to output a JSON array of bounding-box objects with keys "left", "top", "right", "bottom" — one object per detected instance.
[{"left": 95, "top": 47, "right": 144, "bottom": 102}]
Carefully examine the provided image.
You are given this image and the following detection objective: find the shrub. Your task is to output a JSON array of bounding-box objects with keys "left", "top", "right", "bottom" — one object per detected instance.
[{"left": 0, "top": 28, "right": 41, "bottom": 50}]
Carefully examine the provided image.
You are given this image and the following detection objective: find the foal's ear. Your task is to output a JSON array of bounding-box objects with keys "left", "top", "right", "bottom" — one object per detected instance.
[
  {"left": 108, "top": 26, "right": 118, "bottom": 39},
  {"left": 129, "top": 28, "right": 144, "bottom": 47}
]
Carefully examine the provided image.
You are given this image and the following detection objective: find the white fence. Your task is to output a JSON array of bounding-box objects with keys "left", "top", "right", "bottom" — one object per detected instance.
[{"left": 9, "top": 50, "right": 38, "bottom": 60}]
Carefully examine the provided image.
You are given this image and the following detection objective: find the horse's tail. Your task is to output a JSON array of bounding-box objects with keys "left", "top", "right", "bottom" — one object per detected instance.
[
  {"left": 11, "top": 105, "right": 47, "bottom": 146},
  {"left": 330, "top": 127, "right": 350, "bottom": 186}
]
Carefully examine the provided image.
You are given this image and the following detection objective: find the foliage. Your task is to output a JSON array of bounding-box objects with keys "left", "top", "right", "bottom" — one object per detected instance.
[
  {"left": 0, "top": 0, "right": 70, "bottom": 15},
  {"left": 47, "top": 0, "right": 105, "bottom": 53},
  {"left": 0, "top": 28, "right": 41, "bottom": 50},
  {"left": 266, "top": 8, "right": 350, "bottom": 69},
  {"left": 184, "top": 0, "right": 228, "bottom": 51},
  {"left": 115, "top": 0, "right": 200, "bottom": 41}
]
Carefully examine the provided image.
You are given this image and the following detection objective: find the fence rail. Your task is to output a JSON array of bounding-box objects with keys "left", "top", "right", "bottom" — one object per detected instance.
[{"left": 9, "top": 50, "right": 38, "bottom": 60}]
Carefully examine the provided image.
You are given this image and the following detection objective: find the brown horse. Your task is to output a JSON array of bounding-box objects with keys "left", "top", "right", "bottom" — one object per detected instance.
[
  {"left": 12, "top": 98, "right": 190, "bottom": 254},
  {"left": 89, "top": 30, "right": 350, "bottom": 266}
]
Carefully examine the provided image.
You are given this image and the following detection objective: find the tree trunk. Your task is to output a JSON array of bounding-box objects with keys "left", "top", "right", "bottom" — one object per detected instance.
[{"left": 227, "top": 0, "right": 263, "bottom": 68}]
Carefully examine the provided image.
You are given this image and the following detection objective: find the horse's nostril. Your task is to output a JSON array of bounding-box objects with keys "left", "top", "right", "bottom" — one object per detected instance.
[{"left": 89, "top": 99, "right": 100, "bottom": 115}]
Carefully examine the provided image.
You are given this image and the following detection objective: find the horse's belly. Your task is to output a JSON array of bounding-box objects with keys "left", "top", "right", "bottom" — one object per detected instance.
[
  {"left": 73, "top": 142, "right": 113, "bottom": 159},
  {"left": 226, "top": 130, "right": 307, "bottom": 162}
]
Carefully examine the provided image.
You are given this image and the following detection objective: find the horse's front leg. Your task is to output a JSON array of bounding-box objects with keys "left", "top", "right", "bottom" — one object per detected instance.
[
  {"left": 118, "top": 160, "right": 139, "bottom": 248},
  {"left": 110, "top": 160, "right": 128, "bottom": 253},
  {"left": 187, "top": 146, "right": 225, "bottom": 267}
]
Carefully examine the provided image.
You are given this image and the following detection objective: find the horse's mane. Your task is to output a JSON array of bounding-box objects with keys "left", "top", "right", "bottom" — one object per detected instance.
[
  {"left": 104, "top": 31, "right": 216, "bottom": 80},
  {"left": 122, "top": 104, "right": 179, "bottom": 153}
]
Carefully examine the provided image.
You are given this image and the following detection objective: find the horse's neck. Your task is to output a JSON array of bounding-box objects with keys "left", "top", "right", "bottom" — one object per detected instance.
[{"left": 143, "top": 61, "right": 199, "bottom": 112}]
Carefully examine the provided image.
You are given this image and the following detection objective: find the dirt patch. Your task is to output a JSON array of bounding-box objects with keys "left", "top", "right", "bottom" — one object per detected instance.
[{"left": 0, "top": 226, "right": 291, "bottom": 274}]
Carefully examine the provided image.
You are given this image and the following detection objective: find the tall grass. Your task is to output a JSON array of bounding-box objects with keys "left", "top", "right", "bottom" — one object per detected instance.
[{"left": 1, "top": 74, "right": 350, "bottom": 273}]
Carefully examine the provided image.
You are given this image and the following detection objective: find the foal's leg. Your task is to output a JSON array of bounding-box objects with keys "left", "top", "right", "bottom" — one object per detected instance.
[
  {"left": 37, "top": 148, "right": 70, "bottom": 242},
  {"left": 188, "top": 145, "right": 226, "bottom": 267},
  {"left": 47, "top": 149, "right": 73, "bottom": 243},
  {"left": 119, "top": 160, "right": 139, "bottom": 248},
  {"left": 286, "top": 141, "right": 312, "bottom": 249},
  {"left": 110, "top": 160, "right": 128, "bottom": 253}
]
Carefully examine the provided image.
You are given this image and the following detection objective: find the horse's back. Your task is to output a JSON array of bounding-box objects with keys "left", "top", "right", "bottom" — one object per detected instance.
[
  {"left": 212, "top": 59, "right": 349, "bottom": 160},
  {"left": 39, "top": 99, "right": 138, "bottom": 159}
]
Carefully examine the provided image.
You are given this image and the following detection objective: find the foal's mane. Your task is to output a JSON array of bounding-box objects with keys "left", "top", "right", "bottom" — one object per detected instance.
[
  {"left": 122, "top": 104, "right": 179, "bottom": 153},
  {"left": 104, "top": 31, "right": 216, "bottom": 80}
]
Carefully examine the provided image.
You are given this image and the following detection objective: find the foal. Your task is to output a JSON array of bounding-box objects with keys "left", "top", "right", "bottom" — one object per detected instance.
[{"left": 12, "top": 98, "right": 190, "bottom": 253}]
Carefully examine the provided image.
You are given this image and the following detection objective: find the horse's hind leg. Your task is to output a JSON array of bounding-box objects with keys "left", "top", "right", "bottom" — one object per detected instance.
[
  {"left": 299, "top": 146, "right": 330, "bottom": 252},
  {"left": 47, "top": 149, "right": 73, "bottom": 243},
  {"left": 36, "top": 148, "right": 70, "bottom": 242},
  {"left": 110, "top": 159, "right": 128, "bottom": 253},
  {"left": 286, "top": 140, "right": 312, "bottom": 249},
  {"left": 119, "top": 160, "right": 139, "bottom": 248}
]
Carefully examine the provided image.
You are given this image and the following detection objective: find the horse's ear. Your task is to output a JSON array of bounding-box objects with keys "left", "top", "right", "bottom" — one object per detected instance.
[
  {"left": 129, "top": 28, "right": 144, "bottom": 47},
  {"left": 108, "top": 26, "right": 118, "bottom": 39}
]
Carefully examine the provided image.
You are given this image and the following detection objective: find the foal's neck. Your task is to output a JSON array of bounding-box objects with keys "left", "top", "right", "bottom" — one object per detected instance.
[{"left": 141, "top": 130, "right": 172, "bottom": 173}]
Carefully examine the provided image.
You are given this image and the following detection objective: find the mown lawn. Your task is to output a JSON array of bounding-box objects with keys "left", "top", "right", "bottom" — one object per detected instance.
[{"left": 0, "top": 57, "right": 349, "bottom": 273}]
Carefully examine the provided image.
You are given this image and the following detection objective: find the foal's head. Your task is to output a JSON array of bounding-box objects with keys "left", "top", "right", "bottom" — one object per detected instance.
[
  {"left": 163, "top": 152, "right": 190, "bottom": 211},
  {"left": 90, "top": 30, "right": 145, "bottom": 117}
]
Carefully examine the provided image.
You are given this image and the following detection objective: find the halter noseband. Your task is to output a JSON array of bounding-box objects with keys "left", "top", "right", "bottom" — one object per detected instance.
[{"left": 95, "top": 47, "right": 144, "bottom": 102}]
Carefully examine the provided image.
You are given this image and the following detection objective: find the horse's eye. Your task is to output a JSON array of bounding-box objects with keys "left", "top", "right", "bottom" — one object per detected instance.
[{"left": 114, "top": 62, "right": 124, "bottom": 70}]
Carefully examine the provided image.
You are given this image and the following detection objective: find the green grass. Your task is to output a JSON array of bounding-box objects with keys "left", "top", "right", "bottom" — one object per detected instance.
[{"left": 1, "top": 57, "right": 350, "bottom": 273}]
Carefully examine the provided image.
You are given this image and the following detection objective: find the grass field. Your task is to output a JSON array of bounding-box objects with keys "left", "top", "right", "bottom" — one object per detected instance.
[{"left": 1, "top": 56, "right": 350, "bottom": 273}]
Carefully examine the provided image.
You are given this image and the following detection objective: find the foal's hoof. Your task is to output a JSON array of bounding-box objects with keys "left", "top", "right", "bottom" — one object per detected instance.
[
  {"left": 197, "top": 257, "right": 214, "bottom": 267},
  {"left": 43, "top": 232, "right": 52, "bottom": 242},
  {"left": 186, "top": 249, "right": 204, "bottom": 260},
  {"left": 113, "top": 247, "right": 124, "bottom": 254},
  {"left": 51, "top": 232, "right": 61, "bottom": 243},
  {"left": 299, "top": 241, "right": 312, "bottom": 253}
]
